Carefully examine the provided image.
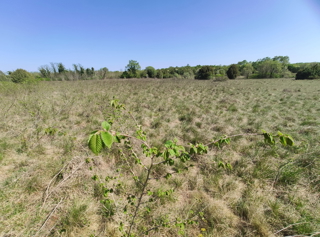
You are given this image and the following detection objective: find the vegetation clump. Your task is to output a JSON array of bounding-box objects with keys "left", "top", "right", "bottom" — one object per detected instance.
[
  {"left": 10, "top": 68, "right": 33, "bottom": 83},
  {"left": 145, "top": 66, "right": 156, "bottom": 78},
  {"left": 295, "top": 63, "right": 320, "bottom": 80},
  {"left": 227, "top": 64, "right": 239, "bottom": 79},
  {"left": 195, "top": 66, "right": 214, "bottom": 80},
  {"left": 121, "top": 60, "right": 142, "bottom": 78}
]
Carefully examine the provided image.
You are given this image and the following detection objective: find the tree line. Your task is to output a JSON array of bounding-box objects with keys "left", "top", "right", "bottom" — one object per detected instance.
[{"left": 1, "top": 56, "right": 319, "bottom": 83}]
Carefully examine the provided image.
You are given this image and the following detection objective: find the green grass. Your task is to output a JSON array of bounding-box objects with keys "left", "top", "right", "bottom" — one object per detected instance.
[{"left": 0, "top": 78, "right": 319, "bottom": 236}]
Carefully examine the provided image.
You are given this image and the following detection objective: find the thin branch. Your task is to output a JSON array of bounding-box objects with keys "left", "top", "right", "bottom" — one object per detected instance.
[
  {"left": 119, "top": 149, "right": 144, "bottom": 186},
  {"left": 121, "top": 133, "right": 151, "bottom": 150},
  {"left": 127, "top": 160, "right": 154, "bottom": 236},
  {"left": 206, "top": 133, "right": 262, "bottom": 146},
  {"left": 3, "top": 101, "right": 15, "bottom": 118},
  {"left": 275, "top": 222, "right": 308, "bottom": 234},
  {"left": 42, "top": 160, "right": 68, "bottom": 205},
  {"left": 36, "top": 197, "right": 64, "bottom": 236},
  {"left": 43, "top": 161, "right": 84, "bottom": 205}
]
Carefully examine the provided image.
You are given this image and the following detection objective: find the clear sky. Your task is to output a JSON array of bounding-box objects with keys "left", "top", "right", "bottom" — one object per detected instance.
[{"left": 1, "top": 0, "right": 320, "bottom": 72}]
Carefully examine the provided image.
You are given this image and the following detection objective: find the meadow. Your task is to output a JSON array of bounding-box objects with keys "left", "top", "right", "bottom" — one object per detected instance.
[{"left": 0, "top": 78, "right": 319, "bottom": 236}]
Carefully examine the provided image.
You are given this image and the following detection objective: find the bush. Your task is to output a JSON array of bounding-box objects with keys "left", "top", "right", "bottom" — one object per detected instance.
[
  {"left": 296, "top": 64, "right": 320, "bottom": 80},
  {"left": 195, "top": 66, "right": 214, "bottom": 80},
  {"left": 288, "top": 64, "right": 300, "bottom": 73},
  {"left": 10, "top": 69, "right": 33, "bottom": 83},
  {"left": 226, "top": 64, "right": 239, "bottom": 79},
  {"left": 145, "top": 66, "right": 156, "bottom": 78},
  {"left": 156, "top": 70, "right": 163, "bottom": 79}
]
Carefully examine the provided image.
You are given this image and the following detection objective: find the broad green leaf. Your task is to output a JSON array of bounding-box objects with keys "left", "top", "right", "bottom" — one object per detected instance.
[
  {"left": 163, "top": 150, "right": 169, "bottom": 160},
  {"left": 88, "top": 134, "right": 94, "bottom": 144},
  {"left": 263, "top": 132, "right": 275, "bottom": 145},
  {"left": 285, "top": 136, "right": 294, "bottom": 146},
  {"left": 101, "top": 131, "right": 113, "bottom": 149},
  {"left": 218, "top": 161, "right": 226, "bottom": 169},
  {"left": 165, "top": 140, "right": 173, "bottom": 148},
  {"left": 190, "top": 147, "right": 197, "bottom": 155},
  {"left": 101, "top": 121, "right": 111, "bottom": 131},
  {"left": 279, "top": 136, "right": 287, "bottom": 146},
  {"left": 168, "top": 149, "right": 175, "bottom": 156},
  {"left": 89, "top": 134, "right": 102, "bottom": 155},
  {"left": 277, "top": 131, "right": 284, "bottom": 136}
]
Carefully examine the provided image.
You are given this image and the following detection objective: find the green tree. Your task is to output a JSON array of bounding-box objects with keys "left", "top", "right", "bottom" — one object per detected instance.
[
  {"left": 195, "top": 66, "right": 214, "bottom": 80},
  {"left": 57, "top": 63, "right": 66, "bottom": 74},
  {"left": 100, "top": 67, "right": 108, "bottom": 79},
  {"left": 226, "top": 64, "right": 239, "bottom": 79},
  {"left": 273, "top": 56, "right": 289, "bottom": 68},
  {"left": 50, "top": 62, "right": 58, "bottom": 74},
  {"left": 156, "top": 70, "right": 163, "bottom": 79},
  {"left": 288, "top": 64, "right": 300, "bottom": 73},
  {"left": 242, "top": 63, "right": 254, "bottom": 78},
  {"left": 145, "top": 66, "right": 156, "bottom": 78},
  {"left": 256, "top": 60, "right": 282, "bottom": 78},
  {"left": 124, "top": 60, "right": 141, "bottom": 78},
  {"left": 296, "top": 63, "right": 320, "bottom": 80},
  {"left": 10, "top": 69, "right": 33, "bottom": 83},
  {"left": 38, "top": 65, "right": 51, "bottom": 79}
]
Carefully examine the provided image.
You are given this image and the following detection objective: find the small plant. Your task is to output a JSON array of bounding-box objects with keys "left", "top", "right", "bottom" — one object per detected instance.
[{"left": 87, "top": 98, "right": 295, "bottom": 236}]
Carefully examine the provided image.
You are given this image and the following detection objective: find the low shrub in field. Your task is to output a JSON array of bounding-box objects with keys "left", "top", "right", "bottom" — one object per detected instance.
[
  {"left": 195, "top": 66, "right": 214, "bottom": 80},
  {"left": 296, "top": 63, "right": 320, "bottom": 80},
  {"left": 10, "top": 69, "right": 34, "bottom": 83},
  {"left": 227, "top": 64, "right": 239, "bottom": 79}
]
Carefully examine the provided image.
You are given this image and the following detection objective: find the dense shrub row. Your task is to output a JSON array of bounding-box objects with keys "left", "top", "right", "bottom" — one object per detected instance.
[
  {"left": 1, "top": 57, "right": 319, "bottom": 83},
  {"left": 295, "top": 63, "right": 320, "bottom": 80}
]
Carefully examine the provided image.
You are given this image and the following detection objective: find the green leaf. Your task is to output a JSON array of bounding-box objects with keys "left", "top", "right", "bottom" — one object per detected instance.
[
  {"left": 164, "top": 173, "right": 172, "bottom": 179},
  {"left": 101, "top": 121, "right": 111, "bottom": 131},
  {"left": 190, "top": 147, "right": 197, "bottom": 155},
  {"left": 168, "top": 159, "right": 174, "bottom": 166},
  {"left": 168, "top": 149, "right": 175, "bottom": 156},
  {"left": 285, "top": 136, "right": 294, "bottom": 146},
  {"left": 263, "top": 132, "right": 275, "bottom": 145},
  {"left": 89, "top": 134, "right": 102, "bottom": 155},
  {"left": 113, "top": 134, "right": 125, "bottom": 143},
  {"left": 279, "top": 136, "right": 287, "bottom": 146},
  {"left": 101, "top": 131, "right": 113, "bottom": 149}
]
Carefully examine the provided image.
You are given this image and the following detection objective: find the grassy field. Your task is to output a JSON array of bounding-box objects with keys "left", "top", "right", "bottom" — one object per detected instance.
[{"left": 0, "top": 78, "right": 319, "bottom": 236}]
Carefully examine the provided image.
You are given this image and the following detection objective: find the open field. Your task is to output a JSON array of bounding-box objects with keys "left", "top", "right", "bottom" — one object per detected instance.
[{"left": 0, "top": 78, "right": 319, "bottom": 236}]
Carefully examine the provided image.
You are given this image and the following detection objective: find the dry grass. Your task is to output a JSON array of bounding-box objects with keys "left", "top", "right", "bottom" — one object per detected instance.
[{"left": 0, "top": 78, "right": 319, "bottom": 236}]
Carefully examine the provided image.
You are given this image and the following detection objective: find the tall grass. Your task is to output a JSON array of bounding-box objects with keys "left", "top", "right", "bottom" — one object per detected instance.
[{"left": 0, "top": 78, "right": 319, "bottom": 236}]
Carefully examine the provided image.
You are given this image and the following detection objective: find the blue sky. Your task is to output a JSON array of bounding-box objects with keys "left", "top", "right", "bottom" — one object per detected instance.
[{"left": 1, "top": 0, "right": 320, "bottom": 72}]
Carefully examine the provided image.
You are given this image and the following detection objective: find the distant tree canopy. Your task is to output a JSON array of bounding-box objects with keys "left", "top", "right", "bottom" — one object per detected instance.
[
  {"left": 195, "top": 66, "right": 214, "bottom": 80},
  {"left": 296, "top": 63, "right": 320, "bottom": 80},
  {"left": 145, "top": 66, "right": 156, "bottom": 78},
  {"left": 288, "top": 64, "right": 300, "bottom": 73},
  {"left": 241, "top": 63, "right": 254, "bottom": 78},
  {"left": 121, "top": 60, "right": 141, "bottom": 78},
  {"left": 10, "top": 69, "right": 33, "bottom": 83},
  {"left": 226, "top": 64, "right": 239, "bottom": 79},
  {"left": 5, "top": 55, "right": 319, "bottom": 82}
]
